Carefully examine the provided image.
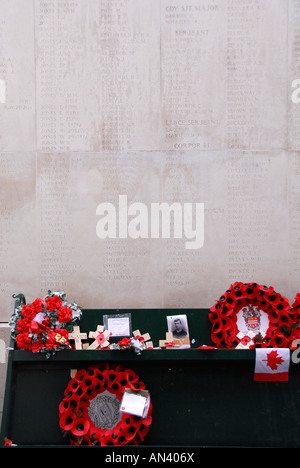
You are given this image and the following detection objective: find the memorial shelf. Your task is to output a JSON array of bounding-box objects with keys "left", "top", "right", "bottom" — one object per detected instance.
[{"left": 2, "top": 286, "right": 300, "bottom": 448}]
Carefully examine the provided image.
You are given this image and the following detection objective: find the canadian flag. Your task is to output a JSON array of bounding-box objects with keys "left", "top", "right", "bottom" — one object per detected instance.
[{"left": 254, "top": 348, "right": 290, "bottom": 381}]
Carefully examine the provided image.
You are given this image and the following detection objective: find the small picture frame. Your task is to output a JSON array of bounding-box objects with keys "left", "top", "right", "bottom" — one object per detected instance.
[
  {"left": 103, "top": 313, "right": 132, "bottom": 337},
  {"left": 167, "top": 314, "right": 190, "bottom": 348}
]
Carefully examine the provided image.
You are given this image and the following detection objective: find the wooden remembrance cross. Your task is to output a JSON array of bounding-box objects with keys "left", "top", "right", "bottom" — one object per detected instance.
[
  {"left": 87, "top": 325, "right": 111, "bottom": 350},
  {"left": 159, "top": 332, "right": 181, "bottom": 349},
  {"left": 68, "top": 325, "right": 87, "bottom": 350}
]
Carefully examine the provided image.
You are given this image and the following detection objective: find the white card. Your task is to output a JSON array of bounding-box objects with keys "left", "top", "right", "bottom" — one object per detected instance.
[
  {"left": 103, "top": 313, "right": 132, "bottom": 337},
  {"left": 120, "top": 389, "right": 150, "bottom": 418}
]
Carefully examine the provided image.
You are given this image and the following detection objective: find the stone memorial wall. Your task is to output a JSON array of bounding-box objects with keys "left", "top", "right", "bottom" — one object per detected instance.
[{"left": 0, "top": 0, "right": 299, "bottom": 320}]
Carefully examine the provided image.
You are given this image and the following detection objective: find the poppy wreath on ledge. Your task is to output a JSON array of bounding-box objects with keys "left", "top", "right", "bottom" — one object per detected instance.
[
  {"left": 209, "top": 281, "right": 300, "bottom": 349},
  {"left": 9, "top": 290, "right": 82, "bottom": 358},
  {"left": 59, "top": 363, "right": 152, "bottom": 446}
]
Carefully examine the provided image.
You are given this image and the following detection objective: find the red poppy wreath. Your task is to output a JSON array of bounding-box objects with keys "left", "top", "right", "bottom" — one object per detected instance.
[
  {"left": 59, "top": 364, "right": 152, "bottom": 446},
  {"left": 9, "top": 290, "right": 82, "bottom": 358},
  {"left": 209, "top": 281, "right": 300, "bottom": 349}
]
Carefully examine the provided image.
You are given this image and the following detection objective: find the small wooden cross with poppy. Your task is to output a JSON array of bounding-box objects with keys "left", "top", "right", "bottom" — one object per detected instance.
[
  {"left": 159, "top": 331, "right": 181, "bottom": 349},
  {"left": 87, "top": 325, "right": 111, "bottom": 350}
]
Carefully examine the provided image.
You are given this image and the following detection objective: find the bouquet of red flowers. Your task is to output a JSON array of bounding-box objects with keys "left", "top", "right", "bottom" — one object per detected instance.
[{"left": 9, "top": 290, "right": 82, "bottom": 358}]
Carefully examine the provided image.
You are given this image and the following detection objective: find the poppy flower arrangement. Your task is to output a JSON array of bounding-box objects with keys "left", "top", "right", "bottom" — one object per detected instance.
[
  {"left": 9, "top": 290, "right": 82, "bottom": 358},
  {"left": 59, "top": 363, "right": 152, "bottom": 446},
  {"left": 110, "top": 330, "right": 153, "bottom": 354},
  {"left": 112, "top": 336, "right": 148, "bottom": 354},
  {"left": 291, "top": 293, "right": 300, "bottom": 318},
  {"left": 209, "top": 281, "right": 300, "bottom": 349}
]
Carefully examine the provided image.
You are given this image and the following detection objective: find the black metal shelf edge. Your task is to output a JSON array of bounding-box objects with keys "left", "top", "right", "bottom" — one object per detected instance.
[{"left": 12, "top": 348, "right": 256, "bottom": 362}]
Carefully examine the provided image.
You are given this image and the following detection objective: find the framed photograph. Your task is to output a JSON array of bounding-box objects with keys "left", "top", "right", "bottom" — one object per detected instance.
[
  {"left": 103, "top": 313, "right": 132, "bottom": 337},
  {"left": 167, "top": 314, "right": 190, "bottom": 348}
]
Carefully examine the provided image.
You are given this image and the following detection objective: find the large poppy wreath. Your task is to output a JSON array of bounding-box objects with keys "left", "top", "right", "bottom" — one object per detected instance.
[
  {"left": 59, "top": 363, "right": 152, "bottom": 446},
  {"left": 209, "top": 281, "right": 300, "bottom": 349}
]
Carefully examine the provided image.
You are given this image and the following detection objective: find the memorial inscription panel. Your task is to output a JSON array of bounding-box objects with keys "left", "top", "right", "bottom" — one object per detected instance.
[
  {"left": 0, "top": 0, "right": 35, "bottom": 151},
  {"left": 0, "top": 153, "right": 37, "bottom": 317},
  {"left": 35, "top": 0, "right": 160, "bottom": 153},
  {"left": 0, "top": 0, "right": 299, "bottom": 321},
  {"left": 288, "top": 152, "right": 300, "bottom": 300},
  {"left": 161, "top": 0, "right": 287, "bottom": 151},
  {"left": 225, "top": 0, "right": 287, "bottom": 150},
  {"left": 36, "top": 152, "right": 164, "bottom": 309},
  {"left": 161, "top": 0, "right": 227, "bottom": 151},
  {"left": 162, "top": 151, "right": 290, "bottom": 307},
  {"left": 288, "top": 0, "right": 300, "bottom": 151}
]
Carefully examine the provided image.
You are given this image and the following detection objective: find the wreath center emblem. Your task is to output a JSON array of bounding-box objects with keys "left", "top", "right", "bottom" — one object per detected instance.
[
  {"left": 242, "top": 304, "right": 261, "bottom": 332},
  {"left": 88, "top": 391, "right": 122, "bottom": 430}
]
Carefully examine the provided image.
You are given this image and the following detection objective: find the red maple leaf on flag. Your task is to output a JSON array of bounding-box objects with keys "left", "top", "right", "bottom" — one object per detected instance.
[{"left": 263, "top": 350, "right": 284, "bottom": 370}]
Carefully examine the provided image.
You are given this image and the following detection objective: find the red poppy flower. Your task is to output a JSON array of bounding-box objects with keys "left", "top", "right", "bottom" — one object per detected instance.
[
  {"left": 57, "top": 306, "right": 72, "bottom": 323},
  {"left": 30, "top": 339, "right": 45, "bottom": 353},
  {"left": 118, "top": 337, "right": 132, "bottom": 347},
  {"left": 67, "top": 393, "right": 82, "bottom": 411},
  {"left": 16, "top": 317, "right": 30, "bottom": 333},
  {"left": 128, "top": 379, "right": 146, "bottom": 392},
  {"left": 29, "top": 320, "right": 40, "bottom": 334},
  {"left": 268, "top": 332, "right": 289, "bottom": 348},
  {"left": 59, "top": 411, "right": 76, "bottom": 431},
  {"left": 135, "top": 423, "right": 149, "bottom": 442},
  {"left": 231, "top": 281, "right": 247, "bottom": 294},
  {"left": 240, "top": 335, "right": 252, "bottom": 346},
  {"left": 95, "top": 332, "right": 105, "bottom": 345},
  {"left": 16, "top": 332, "right": 31, "bottom": 350},
  {"left": 45, "top": 295, "right": 62, "bottom": 312},
  {"left": 30, "top": 298, "right": 44, "bottom": 313},
  {"left": 265, "top": 292, "right": 282, "bottom": 306},
  {"left": 121, "top": 425, "right": 139, "bottom": 442},
  {"left": 70, "top": 417, "right": 90, "bottom": 436},
  {"left": 59, "top": 399, "right": 70, "bottom": 414},
  {"left": 243, "top": 284, "right": 258, "bottom": 300},
  {"left": 73, "top": 369, "right": 87, "bottom": 382},
  {"left": 80, "top": 375, "right": 98, "bottom": 393},
  {"left": 210, "top": 316, "right": 223, "bottom": 334},
  {"left": 165, "top": 341, "right": 175, "bottom": 347},
  {"left": 288, "top": 328, "right": 300, "bottom": 349},
  {"left": 21, "top": 305, "right": 36, "bottom": 320},
  {"left": 64, "top": 379, "right": 81, "bottom": 396},
  {"left": 4, "top": 438, "right": 13, "bottom": 446}
]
